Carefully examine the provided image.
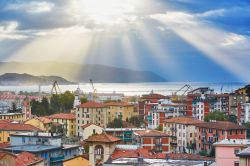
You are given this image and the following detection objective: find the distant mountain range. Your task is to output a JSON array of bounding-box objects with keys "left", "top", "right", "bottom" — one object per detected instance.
[
  {"left": 0, "top": 62, "right": 166, "bottom": 83},
  {"left": 0, "top": 73, "right": 74, "bottom": 85}
]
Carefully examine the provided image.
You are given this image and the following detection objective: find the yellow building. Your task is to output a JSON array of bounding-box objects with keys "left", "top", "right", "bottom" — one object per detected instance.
[
  {"left": 0, "top": 113, "right": 24, "bottom": 122},
  {"left": 106, "top": 102, "right": 138, "bottom": 123},
  {"left": 24, "top": 117, "right": 53, "bottom": 132},
  {"left": 48, "top": 113, "right": 76, "bottom": 137},
  {"left": 63, "top": 155, "right": 89, "bottom": 166},
  {"left": 0, "top": 123, "right": 41, "bottom": 143}
]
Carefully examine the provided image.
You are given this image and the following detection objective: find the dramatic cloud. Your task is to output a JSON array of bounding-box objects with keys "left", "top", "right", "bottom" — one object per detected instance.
[{"left": 0, "top": 0, "right": 249, "bottom": 82}]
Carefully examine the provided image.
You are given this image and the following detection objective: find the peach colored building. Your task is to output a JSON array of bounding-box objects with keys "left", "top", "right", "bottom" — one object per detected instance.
[
  {"left": 133, "top": 130, "right": 170, "bottom": 153},
  {"left": 195, "top": 121, "right": 247, "bottom": 153},
  {"left": 214, "top": 139, "right": 250, "bottom": 166}
]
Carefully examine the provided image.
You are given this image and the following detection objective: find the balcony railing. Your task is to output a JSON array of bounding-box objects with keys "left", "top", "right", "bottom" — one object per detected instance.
[{"left": 50, "top": 155, "right": 64, "bottom": 162}]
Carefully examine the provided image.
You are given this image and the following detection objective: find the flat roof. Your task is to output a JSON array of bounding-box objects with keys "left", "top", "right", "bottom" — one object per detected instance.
[
  {"left": 104, "top": 128, "right": 146, "bottom": 131},
  {"left": 4, "top": 145, "right": 60, "bottom": 153},
  {"left": 10, "top": 132, "right": 62, "bottom": 138},
  {"left": 213, "top": 139, "right": 250, "bottom": 146}
]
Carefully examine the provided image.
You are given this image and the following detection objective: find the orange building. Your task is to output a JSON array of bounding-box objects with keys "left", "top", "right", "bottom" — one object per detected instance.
[
  {"left": 195, "top": 121, "right": 247, "bottom": 154},
  {"left": 133, "top": 130, "right": 170, "bottom": 153}
]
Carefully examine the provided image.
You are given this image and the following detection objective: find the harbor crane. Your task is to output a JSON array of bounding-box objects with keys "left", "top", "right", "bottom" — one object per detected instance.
[
  {"left": 89, "top": 79, "right": 97, "bottom": 101},
  {"left": 172, "top": 84, "right": 193, "bottom": 102},
  {"left": 51, "top": 81, "right": 61, "bottom": 95}
]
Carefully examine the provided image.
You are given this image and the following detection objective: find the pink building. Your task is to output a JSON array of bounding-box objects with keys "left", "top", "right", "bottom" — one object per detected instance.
[{"left": 214, "top": 139, "right": 250, "bottom": 166}]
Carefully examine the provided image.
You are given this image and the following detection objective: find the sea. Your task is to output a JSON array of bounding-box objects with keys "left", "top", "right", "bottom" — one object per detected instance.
[{"left": 0, "top": 82, "right": 247, "bottom": 96}]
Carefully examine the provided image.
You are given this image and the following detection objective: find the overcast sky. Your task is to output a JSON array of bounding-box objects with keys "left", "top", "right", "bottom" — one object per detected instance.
[{"left": 0, "top": 0, "right": 249, "bottom": 82}]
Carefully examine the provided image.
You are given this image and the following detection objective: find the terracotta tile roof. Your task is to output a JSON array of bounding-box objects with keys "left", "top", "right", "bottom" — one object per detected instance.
[
  {"left": 134, "top": 130, "right": 169, "bottom": 137},
  {"left": 111, "top": 149, "right": 214, "bottom": 161},
  {"left": 37, "top": 117, "right": 52, "bottom": 124},
  {"left": 78, "top": 101, "right": 106, "bottom": 108},
  {"left": 195, "top": 121, "right": 247, "bottom": 130},
  {"left": 164, "top": 117, "right": 203, "bottom": 125},
  {"left": 105, "top": 102, "right": 134, "bottom": 107},
  {"left": 82, "top": 123, "right": 103, "bottom": 129},
  {"left": 0, "top": 151, "right": 16, "bottom": 159},
  {"left": 0, "top": 119, "right": 14, "bottom": 123},
  {"left": 85, "top": 133, "right": 121, "bottom": 143},
  {"left": 16, "top": 152, "right": 44, "bottom": 166},
  {"left": 111, "top": 148, "right": 166, "bottom": 160},
  {"left": 0, "top": 143, "right": 10, "bottom": 149},
  {"left": 167, "top": 153, "right": 214, "bottom": 161},
  {"left": 49, "top": 113, "right": 75, "bottom": 120},
  {"left": 0, "top": 123, "right": 41, "bottom": 131}
]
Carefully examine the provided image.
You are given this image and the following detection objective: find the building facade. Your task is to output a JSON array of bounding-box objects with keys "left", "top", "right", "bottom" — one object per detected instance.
[
  {"left": 76, "top": 101, "right": 107, "bottom": 137},
  {"left": 133, "top": 130, "right": 170, "bottom": 153},
  {"left": 195, "top": 121, "right": 247, "bottom": 154},
  {"left": 48, "top": 113, "right": 76, "bottom": 137},
  {"left": 214, "top": 139, "right": 250, "bottom": 166},
  {"left": 164, "top": 117, "right": 202, "bottom": 153},
  {"left": 106, "top": 102, "right": 138, "bottom": 123}
]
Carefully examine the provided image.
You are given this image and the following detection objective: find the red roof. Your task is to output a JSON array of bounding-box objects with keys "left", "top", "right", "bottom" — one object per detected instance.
[
  {"left": 167, "top": 153, "right": 214, "bottom": 161},
  {"left": 0, "top": 143, "right": 10, "bottom": 149},
  {"left": 164, "top": 117, "right": 203, "bottom": 125},
  {"left": 16, "top": 152, "right": 44, "bottom": 166},
  {"left": 0, "top": 123, "right": 41, "bottom": 131},
  {"left": 111, "top": 148, "right": 214, "bottom": 161},
  {"left": 134, "top": 130, "right": 169, "bottom": 137},
  {"left": 0, "top": 119, "right": 14, "bottom": 123},
  {"left": 105, "top": 102, "right": 134, "bottom": 107},
  {"left": 49, "top": 113, "right": 75, "bottom": 120},
  {"left": 0, "top": 151, "right": 16, "bottom": 159},
  {"left": 37, "top": 117, "right": 52, "bottom": 124},
  {"left": 111, "top": 148, "right": 166, "bottom": 160},
  {"left": 195, "top": 121, "right": 247, "bottom": 130},
  {"left": 82, "top": 123, "right": 102, "bottom": 129},
  {"left": 85, "top": 133, "right": 121, "bottom": 143},
  {"left": 78, "top": 101, "right": 106, "bottom": 108}
]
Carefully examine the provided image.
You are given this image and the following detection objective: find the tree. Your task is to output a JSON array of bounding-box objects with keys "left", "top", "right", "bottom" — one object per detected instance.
[
  {"left": 243, "top": 122, "right": 250, "bottom": 138},
  {"left": 156, "top": 125, "right": 163, "bottom": 131},
  {"left": 80, "top": 97, "right": 88, "bottom": 104},
  {"left": 228, "top": 114, "right": 237, "bottom": 123},
  {"left": 128, "top": 116, "right": 144, "bottom": 127},
  {"left": 59, "top": 91, "right": 74, "bottom": 112},
  {"left": 204, "top": 111, "right": 227, "bottom": 122},
  {"left": 107, "top": 118, "right": 123, "bottom": 128}
]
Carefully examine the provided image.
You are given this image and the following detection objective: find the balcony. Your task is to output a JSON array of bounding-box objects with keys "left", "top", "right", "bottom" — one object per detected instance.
[
  {"left": 50, "top": 155, "right": 64, "bottom": 162},
  {"left": 95, "top": 154, "right": 104, "bottom": 161},
  {"left": 155, "top": 142, "right": 162, "bottom": 146},
  {"left": 170, "top": 142, "right": 177, "bottom": 146},
  {"left": 170, "top": 127, "right": 177, "bottom": 131}
]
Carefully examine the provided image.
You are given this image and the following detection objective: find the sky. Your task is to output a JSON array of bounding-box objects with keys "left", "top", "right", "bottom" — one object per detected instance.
[{"left": 0, "top": 0, "right": 249, "bottom": 82}]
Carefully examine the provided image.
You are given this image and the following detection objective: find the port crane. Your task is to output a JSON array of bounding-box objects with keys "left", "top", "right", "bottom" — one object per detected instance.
[
  {"left": 51, "top": 81, "right": 61, "bottom": 95},
  {"left": 89, "top": 79, "right": 97, "bottom": 101},
  {"left": 172, "top": 84, "right": 193, "bottom": 102}
]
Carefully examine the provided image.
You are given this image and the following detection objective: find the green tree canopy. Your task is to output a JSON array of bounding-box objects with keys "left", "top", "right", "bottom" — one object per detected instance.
[
  {"left": 204, "top": 111, "right": 227, "bottom": 122},
  {"left": 80, "top": 97, "right": 88, "bottom": 104},
  {"left": 128, "top": 116, "right": 144, "bottom": 128},
  {"left": 107, "top": 118, "right": 124, "bottom": 128}
]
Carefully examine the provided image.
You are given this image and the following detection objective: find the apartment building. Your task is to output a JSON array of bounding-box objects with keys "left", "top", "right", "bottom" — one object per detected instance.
[
  {"left": 105, "top": 101, "right": 138, "bottom": 122},
  {"left": 147, "top": 99, "right": 187, "bottom": 129},
  {"left": 187, "top": 88, "right": 230, "bottom": 120},
  {"left": 76, "top": 101, "right": 107, "bottom": 137},
  {"left": 48, "top": 113, "right": 76, "bottom": 137},
  {"left": 164, "top": 117, "right": 202, "bottom": 153},
  {"left": 195, "top": 121, "right": 247, "bottom": 154},
  {"left": 133, "top": 130, "right": 170, "bottom": 153}
]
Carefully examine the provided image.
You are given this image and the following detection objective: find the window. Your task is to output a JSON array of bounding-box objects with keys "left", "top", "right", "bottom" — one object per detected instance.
[
  {"left": 209, "top": 129, "right": 213, "bottom": 133},
  {"left": 222, "top": 130, "right": 225, "bottom": 134},
  {"left": 230, "top": 130, "right": 233, "bottom": 135},
  {"left": 93, "top": 129, "right": 96, "bottom": 134},
  {"left": 234, "top": 149, "right": 240, "bottom": 155},
  {"left": 190, "top": 133, "right": 192, "bottom": 137},
  {"left": 234, "top": 162, "right": 239, "bottom": 166},
  {"left": 241, "top": 130, "right": 243, "bottom": 134}
]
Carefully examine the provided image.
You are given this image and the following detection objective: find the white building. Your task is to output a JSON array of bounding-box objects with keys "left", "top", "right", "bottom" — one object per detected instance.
[{"left": 148, "top": 99, "right": 187, "bottom": 129}]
